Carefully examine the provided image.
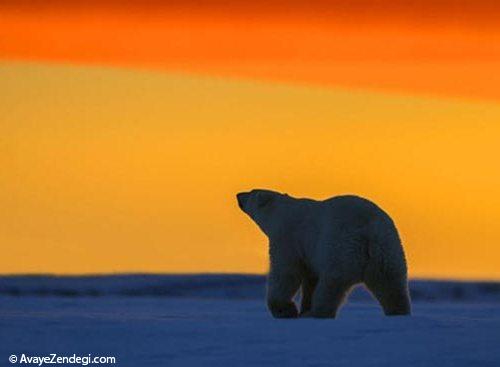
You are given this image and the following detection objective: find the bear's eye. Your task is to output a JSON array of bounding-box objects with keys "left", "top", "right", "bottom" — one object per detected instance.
[{"left": 256, "top": 192, "right": 273, "bottom": 207}]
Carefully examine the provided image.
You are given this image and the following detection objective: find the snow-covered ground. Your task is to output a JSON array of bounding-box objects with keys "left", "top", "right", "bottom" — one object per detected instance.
[{"left": 1, "top": 276, "right": 499, "bottom": 366}]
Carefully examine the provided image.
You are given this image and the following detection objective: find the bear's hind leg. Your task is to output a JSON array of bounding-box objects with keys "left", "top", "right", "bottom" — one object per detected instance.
[
  {"left": 306, "top": 277, "right": 351, "bottom": 318},
  {"left": 365, "top": 278, "right": 411, "bottom": 316},
  {"left": 267, "top": 270, "right": 301, "bottom": 318}
]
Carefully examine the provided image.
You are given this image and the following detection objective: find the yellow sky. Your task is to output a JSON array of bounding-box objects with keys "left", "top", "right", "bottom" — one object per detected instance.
[{"left": 2, "top": 61, "right": 500, "bottom": 279}]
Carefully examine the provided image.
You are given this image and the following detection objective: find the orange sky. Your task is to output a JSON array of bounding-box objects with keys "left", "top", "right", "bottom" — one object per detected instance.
[
  {"left": 1, "top": 0, "right": 500, "bottom": 100},
  {"left": 1, "top": 1, "right": 500, "bottom": 278}
]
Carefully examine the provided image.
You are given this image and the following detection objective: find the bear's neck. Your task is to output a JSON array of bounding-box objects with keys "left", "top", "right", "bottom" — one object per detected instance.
[{"left": 266, "top": 200, "right": 319, "bottom": 252}]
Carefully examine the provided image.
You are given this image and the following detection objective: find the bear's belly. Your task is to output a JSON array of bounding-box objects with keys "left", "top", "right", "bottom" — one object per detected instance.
[{"left": 306, "top": 229, "right": 369, "bottom": 281}]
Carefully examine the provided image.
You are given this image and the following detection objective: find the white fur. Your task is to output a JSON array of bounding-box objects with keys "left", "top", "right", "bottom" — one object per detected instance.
[{"left": 237, "top": 189, "right": 411, "bottom": 318}]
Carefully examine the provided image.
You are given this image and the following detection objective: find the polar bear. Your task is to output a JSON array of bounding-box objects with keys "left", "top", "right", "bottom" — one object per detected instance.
[{"left": 236, "top": 189, "right": 411, "bottom": 319}]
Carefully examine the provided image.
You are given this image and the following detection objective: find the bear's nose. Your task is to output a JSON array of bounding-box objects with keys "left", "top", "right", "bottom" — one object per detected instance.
[{"left": 237, "top": 192, "right": 249, "bottom": 210}]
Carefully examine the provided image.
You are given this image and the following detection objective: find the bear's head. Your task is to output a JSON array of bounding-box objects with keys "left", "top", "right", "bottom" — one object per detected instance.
[{"left": 236, "top": 189, "right": 289, "bottom": 236}]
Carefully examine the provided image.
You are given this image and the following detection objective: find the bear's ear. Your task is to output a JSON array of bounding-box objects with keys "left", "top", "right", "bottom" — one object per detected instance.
[{"left": 255, "top": 191, "right": 274, "bottom": 207}]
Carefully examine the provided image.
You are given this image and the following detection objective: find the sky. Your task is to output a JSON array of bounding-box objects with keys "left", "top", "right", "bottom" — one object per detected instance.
[{"left": 1, "top": 1, "right": 500, "bottom": 279}]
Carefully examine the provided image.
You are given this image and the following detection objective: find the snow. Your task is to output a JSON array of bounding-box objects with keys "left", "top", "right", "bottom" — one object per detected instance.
[
  {"left": 1, "top": 274, "right": 500, "bottom": 302},
  {"left": 1, "top": 276, "right": 499, "bottom": 366}
]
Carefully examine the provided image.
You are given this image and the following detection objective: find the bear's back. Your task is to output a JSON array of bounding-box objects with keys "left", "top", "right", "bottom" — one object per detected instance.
[{"left": 321, "top": 195, "right": 389, "bottom": 228}]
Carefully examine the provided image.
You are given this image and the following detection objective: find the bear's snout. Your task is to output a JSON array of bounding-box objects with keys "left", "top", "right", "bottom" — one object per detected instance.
[{"left": 237, "top": 192, "right": 250, "bottom": 210}]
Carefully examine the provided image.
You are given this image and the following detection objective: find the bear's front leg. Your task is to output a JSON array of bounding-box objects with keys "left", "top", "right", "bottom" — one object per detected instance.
[
  {"left": 308, "top": 277, "right": 351, "bottom": 318},
  {"left": 300, "top": 276, "right": 317, "bottom": 316},
  {"left": 267, "top": 270, "right": 301, "bottom": 319}
]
